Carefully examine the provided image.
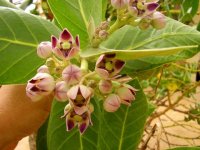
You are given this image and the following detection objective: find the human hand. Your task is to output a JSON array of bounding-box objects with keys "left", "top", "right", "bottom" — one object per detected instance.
[{"left": 0, "top": 84, "right": 53, "bottom": 150}]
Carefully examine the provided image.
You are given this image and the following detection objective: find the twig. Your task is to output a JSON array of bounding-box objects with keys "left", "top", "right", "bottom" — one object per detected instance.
[
  {"left": 158, "top": 117, "right": 171, "bottom": 148},
  {"left": 153, "top": 67, "right": 164, "bottom": 100},
  {"left": 140, "top": 124, "right": 157, "bottom": 150}
]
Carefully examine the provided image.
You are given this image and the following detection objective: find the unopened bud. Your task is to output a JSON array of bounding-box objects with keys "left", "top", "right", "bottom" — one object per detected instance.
[
  {"left": 128, "top": 6, "right": 138, "bottom": 18},
  {"left": 103, "top": 94, "right": 121, "bottom": 112},
  {"left": 46, "top": 58, "right": 56, "bottom": 68},
  {"left": 88, "top": 103, "right": 94, "bottom": 113},
  {"left": 37, "top": 41, "right": 52, "bottom": 59},
  {"left": 99, "top": 30, "right": 108, "bottom": 39},
  {"left": 37, "top": 65, "right": 49, "bottom": 73},
  {"left": 100, "top": 21, "right": 109, "bottom": 30},
  {"left": 151, "top": 11, "right": 166, "bottom": 29},
  {"left": 99, "top": 80, "right": 112, "bottom": 94},
  {"left": 139, "top": 18, "right": 150, "bottom": 30},
  {"left": 62, "top": 65, "right": 82, "bottom": 85},
  {"left": 55, "top": 81, "right": 68, "bottom": 102},
  {"left": 111, "top": 0, "right": 129, "bottom": 9}
]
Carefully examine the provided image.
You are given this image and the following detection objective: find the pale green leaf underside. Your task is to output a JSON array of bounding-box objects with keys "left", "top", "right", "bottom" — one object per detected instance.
[
  {"left": 47, "top": 0, "right": 102, "bottom": 49},
  {"left": 47, "top": 79, "right": 148, "bottom": 150},
  {"left": 0, "top": 7, "right": 60, "bottom": 84},
  {"left": 0, "top": 0, "right": 18, "bottom": 9},
  {"left": 101, "top": 18, "right": 200, "bottom": 71},
  {"left": 80, "top": 45, "right": 197, "bottom": 60}
]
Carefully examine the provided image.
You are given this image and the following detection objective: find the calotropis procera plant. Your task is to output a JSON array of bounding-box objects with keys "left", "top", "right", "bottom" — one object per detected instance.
[
  {"left": 26, "top": 0, "right": 164, "bottom": 135},
  {"left": 1, "top": 0, "right": 200, "bottom": 149},
  {"left": 26, "top": 0, "right": 165, "bottom": 135},
  {"left": 26, "top": 28, "right": 138, "bottom": 134}
]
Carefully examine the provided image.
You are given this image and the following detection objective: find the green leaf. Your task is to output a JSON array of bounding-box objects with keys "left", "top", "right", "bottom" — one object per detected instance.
[
  {"left": 99, "top": 79, "right": 148, "bottom": 150},
  {"left": 180, "top": 0, "right": 199, "bottom": 22},
  {"left": 102, "top": 0, "right": 108, "bottom": 20},
  {"left": 47, "top": 0, "right": 102, "bottom": 49},
  {"left": 36, "top": 118, "right": 49, "bottom": 150},
  {"left": 0, "top": 7, "right": 60, "bottom": 84},
  {"left": 46, "top": 79, "right": 148, "bottom": 150},
  {"left": 147, "top": 101, "right": 156, "bottom": 116},
  {"left": 168, "top": 147, "right": 200, "bottom": 150},
  {"left": 101, "top": 18, "right": 200, "bottom": 72},
  {"left": 0, "top": 0, "right": 18, "bottom": 9}
]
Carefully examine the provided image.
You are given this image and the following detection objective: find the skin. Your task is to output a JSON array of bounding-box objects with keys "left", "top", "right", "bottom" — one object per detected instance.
[{"left": 0, "top": 84, "right": 53, "bottom": 150}]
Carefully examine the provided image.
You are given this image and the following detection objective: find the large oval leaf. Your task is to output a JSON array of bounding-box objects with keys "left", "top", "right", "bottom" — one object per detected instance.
[
  {"left": 101, "top": 18, "right": 200, "bottom": 72},
  {"left": 46, "top": 79, "right": 148, "bottom": 150},
  {"left": 47, "top": 0, "right": 102, "bottom": 49},
  {"left": 0, "top": 7, "right": 60, "bottom": 84}
]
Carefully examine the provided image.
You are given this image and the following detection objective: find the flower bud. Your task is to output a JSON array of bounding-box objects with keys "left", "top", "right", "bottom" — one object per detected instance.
[
  {"left": 55, "top": 81, "right": 69, "bottom": 102},
  {"left": 99, "top": 80, "right": 112, "bottom": 94},
  {"left": 37, "top": 65, "right": 49, "bottom": 73},
  {"left": 111, "top": 0, "right": 129, "bottom": 9},
  {"left": 116, "top": 84, "right": 137, "bottom": 106},
  {"left": 88, "top": 103, "right": 94, "bottom": 113},
  {"left": 99, "top": 30, "right": 108, "bottom": 39},
  {"left": 37, "top": 41, "right": 52, "bottom": 59},
  {"left": 151, "top": 11, "right": 166, "bottom": 29},
  {"left": 26, "top": 73, "right": 55, "bottom": 101},
  {"left": 100, "top": 21, "right": 109, "bottom": 30},
  {"left": 139, "top": 18, "right": 150, "bottom": 30},
  {"left": 128, "top": 6, "right": 138, "bottom": 18},
  {"left": 45, "top": 58, "right": 56, "bottom": 68},
  {"left": 103, "top": 94, "right": 121, "bottom": 112},
  {"left": 62, "top": 64, "right": 82, "bottom": 86}
]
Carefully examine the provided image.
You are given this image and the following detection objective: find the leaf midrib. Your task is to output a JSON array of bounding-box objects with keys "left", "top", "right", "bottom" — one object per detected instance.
[
  {"left": 118, "top": 107, "right": 129, "bottom": 150},
  {"left": 78, "top": 0, "right": 88, "bottom": 28},
  {"left": 0, "top": 38, "right": 37, "bottom": 47}
]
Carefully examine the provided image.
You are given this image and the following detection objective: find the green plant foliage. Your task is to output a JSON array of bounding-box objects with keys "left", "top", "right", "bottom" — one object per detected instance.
[
  {"left": 36, "top": 118, "right": 49, "bottom": 150},
  {"left": 46, "top": 79, "right": 148, "bottom": 150},
  {"left": 100, "top": 18, "right": 200, "bottom": 72},
  {"left": 47, "top": 0, "right": 102, "bottom": 49},
  {"left": 180, "top": 0, "right": 199, "bottom": 23},
  {"left": 0, "top": 7, "right": 60, "bottom": 84},
  {"left": 0, "top": 0, "right": 18, "bottom": 9},
  {"left": 102, "top": 0, "right": 108, "bottom": 20}
]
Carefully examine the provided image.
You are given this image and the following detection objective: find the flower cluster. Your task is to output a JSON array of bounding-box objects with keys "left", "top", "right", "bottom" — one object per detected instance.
[
  {"left": 26, "top": 29, "right": 137, "bottom": 134},
  {"left": 111, "top": 0, "right": 166, "bottom": 30}
]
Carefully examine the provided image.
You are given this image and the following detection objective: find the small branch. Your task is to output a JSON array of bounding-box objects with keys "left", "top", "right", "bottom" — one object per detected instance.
[
  {"left": 153, "top": 67, "right": 164, "bottom": 100},
  {"left": 158, "top": 117, "right": 171, "bottom": 148},
  {"left": 140, "top": 124, "right": 157, "bottom": 150}
]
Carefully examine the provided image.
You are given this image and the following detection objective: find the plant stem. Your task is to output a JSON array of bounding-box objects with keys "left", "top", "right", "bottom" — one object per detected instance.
[
  {"left": 79, "top": 71, "right": 97, "bottom": 84},
  {"left": 80, "top": 58, "right": 88, "bottom": 72},
  {"left": 108, "top": 19, "right": 121, "bottom": 34}
]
